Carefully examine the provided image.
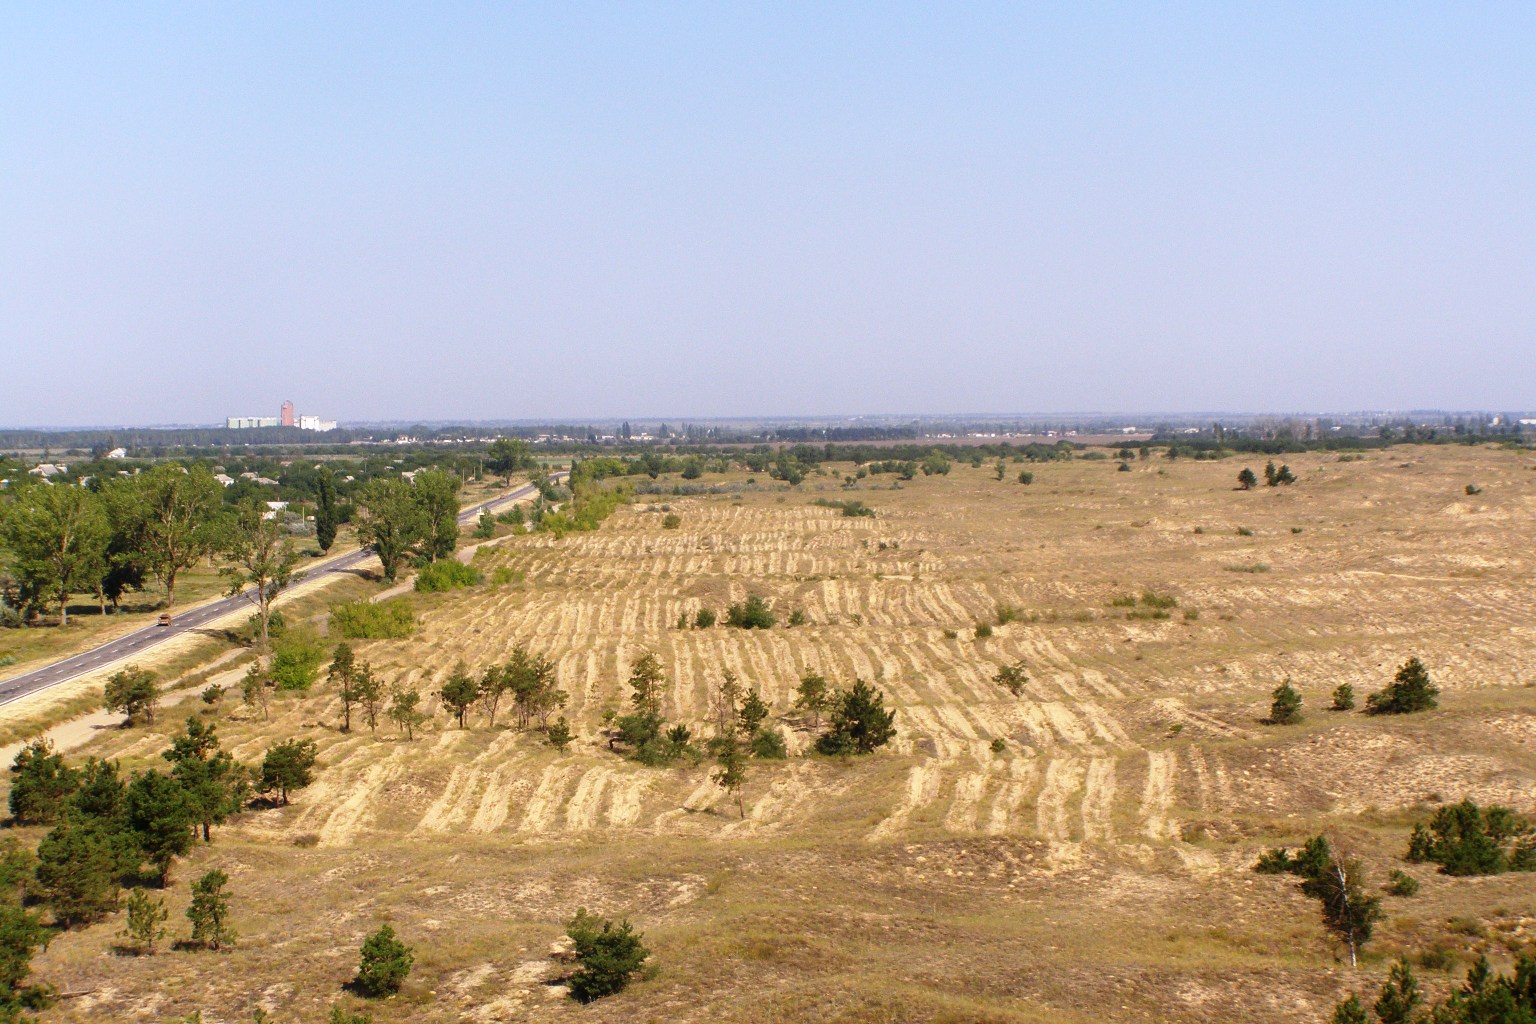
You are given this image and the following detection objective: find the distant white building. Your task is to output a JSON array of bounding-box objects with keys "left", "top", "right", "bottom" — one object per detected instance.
[
  {"left": 298, "top": 415, "right": 337, "bottom": 432},
  {"left": 227, "top": 416, "right": 280, "bottom": 429},
  {"left": 106, "top": 447, "right": 128, "bottom": 459},
  {"left": 213, "top": 474, "right": 235, "bottom": 487},
  {"left": 262, "top": 501, "right": 289, "bottom": 520},
  {"left": 29, "top": 463, "right": 65, "bottom": 478}
]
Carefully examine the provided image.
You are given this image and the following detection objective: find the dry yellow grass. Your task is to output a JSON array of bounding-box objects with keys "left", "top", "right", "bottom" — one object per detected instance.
[{"left": 13, "top": 444, "right": 1536, "bottom": 1023}]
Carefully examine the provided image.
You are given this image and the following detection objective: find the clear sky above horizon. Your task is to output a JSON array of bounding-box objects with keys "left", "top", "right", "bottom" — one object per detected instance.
[{"left": 3, "top": 4, "right": 1533, "bottom": 427}]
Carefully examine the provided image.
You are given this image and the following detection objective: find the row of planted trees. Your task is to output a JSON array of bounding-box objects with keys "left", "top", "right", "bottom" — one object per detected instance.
[{"left": 0, "top": 461, "right": 469, "bottom": 626}]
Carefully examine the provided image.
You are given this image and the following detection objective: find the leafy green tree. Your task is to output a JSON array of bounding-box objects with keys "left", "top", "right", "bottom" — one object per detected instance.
[
  {"left": 331, "top": 644, "right": 358, "bottom": 732},
  {"left": 920, "top": 451, "right": 951, "bottom": 476},
  {"left": 104, "top": 665, "right": 160, "bottom": 726},
  {"left": 355, "top": 664, "right": 384, "bottom": 733},
  {"left": 118, "top": 888, "right": 168, "bottom": 954},
  {"left": 614, "top": 652, "right": 666, "bottom": 752},
  {"left": 125, "top": 771, "right": 195, "bottom": 887},
  {"left": 438, "top": 663, "right": 480, "bottom": 728},
  {"left": 240, "top": 662, "right": 274, "bottom": 722},
  {"left": 473, "top": 510, "right": 495, "bottom": 539},
  {"left": 1301, "top": 856, "right": 1382, "bottom": 967},
  {"left": 693, "top": 607, "right": 716, "bottom": 629},
  {"left": 565, "top": 908, "right": 651, "bottom": 1003},
  {"left": 354, "top": 924, "right": 413, "bottom": 997},
  {"left": 186, "top": 869, "right": 236, "bottom": 950},
  {"left": 1365, "top": 657, "right": 1438, "bottom": 715},
  {"left": 1268, "top": 678, "right": 1303, "bottom": 725},
  {"left": 8, "top": 738, "right": 78, "bottom": 825},
  {"left": 505, "top": 648, "right": 565, "bottom": 730},
  {"left": 107, "top": 463, "right": 223, "bottom": 607},
  {"left": 992, "top": 661, "right": 1029, "bottom": 697},
  {"left": 1273, "top": 464, "right": 1297, "bottom": 484},
  {"left": 354, "top": 479, "right": 426, "bottom": 584},
  {"left": 219, "top": 499, "right": 304, "bottom": 655},
  {"left": 793, "top": 672, "right": 831, "bottom": 728},
  {"left": 329, "top": 1006, "right": 373, "bottom": 1024},
  {"left": 475, "top": 664, "right": 509, "bottom": 728},
  {"left": 486, "top": 437, "right": 533, "bottom": 485},
  {"left": 547, "top": 717, "right": 573, "bottom": 752},
  {"left": 749, "top": 728, "right": 787, "bottom": 759},
  {"left": 1237, "top": 467, "right": 1258, "bottom": 490},
  {"left": 410, "top": 469, "right": 461, "bottom": 563},
  {"left": 0, "top": 480, "right": 109, "bottom": 625},
  {"left": 35, "top": 818, "right": 123, "bottom": 925},
  {"left": 259, "top": 739, "right": 318, "bottom": 805},
  {"left": 815, "top": 680, "right": 897, "bottom": 755},
  {"left": 388, "top": 686, "right": 426, "bottom": 740},
  {"left": 1331, "top": 683, "right": 1356, "bottom": 711},
  {"left": 712, "top": 737, "right": 748, "bottom": 818},
  {"left": 314, "top": 468, "right": 341, "bottom": 553}
]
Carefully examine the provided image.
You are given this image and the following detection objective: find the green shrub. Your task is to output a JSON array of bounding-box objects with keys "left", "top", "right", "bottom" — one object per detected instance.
[
  {"left": 1224, "top": 563, "right": 1270, "bottom": 573},
  {"left": 973, "top": 622, "right": 992, "bottom": 638},
  {"left": 330, "top": 599, "right": 416, "bottom": 640},
  {"left": 661, "top": 513, "right": 681, "bottom": 529},
  {"left": 489, "top": 567, "right": 524, "bottom": 586},
  {"left": 414, "top": 560, "right": 484, "bottom": 593},
  {"left": 1017, "top": 471, "right": 1034, "bottom": 485},
  {"left": 694, "top": 607, "right": 716, "bottom": 629},
  {"left": 994, "top": 603, "right": 1022, "bottom": 625},
  {"left": 989, "top": 738, "right": 1006, "bottom": 754},
  {"left": 1385, "top": 870, "right": 1420, "bottom": 897},
  {"left": 1109, "top": 594, "right": 1137, "bottom": 608},
  {"left": 787, "top": 608, "right": 808, "bottom": 627},
  {"left": 1331, "top": 683, "right": 1356, "bottom": 711},
  {"left": 1139, "top": 591, "right": 1177, "bottom": 609},
  {"left": 1236, "top": 526, "right": 1255, "bottom": 537},
  {"left": 271, "top": 630, "right": 326, "bottom": 692},
  {"left": 750, "top": 729, "right": 787, "bottom": 760}
]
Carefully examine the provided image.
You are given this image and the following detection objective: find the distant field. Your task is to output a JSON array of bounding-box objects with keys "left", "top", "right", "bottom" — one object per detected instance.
[{"left": 15, "top": 445, "right": 1536, "bottom": 1023}]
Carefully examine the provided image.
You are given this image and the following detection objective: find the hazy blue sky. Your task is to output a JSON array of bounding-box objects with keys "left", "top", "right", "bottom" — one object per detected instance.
[{"left": 3, "top": 4, "right": 1533, "bottom": 426}]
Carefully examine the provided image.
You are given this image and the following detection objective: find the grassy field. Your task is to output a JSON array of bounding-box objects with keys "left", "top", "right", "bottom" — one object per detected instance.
[{"left": 11, "top": 445, "right": 1536, "bottom": 1022}]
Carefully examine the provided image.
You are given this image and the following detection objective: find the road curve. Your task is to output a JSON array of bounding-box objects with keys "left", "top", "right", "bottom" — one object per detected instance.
[{"left": 0, "top": 474, "right": 563, "bottom": 710}]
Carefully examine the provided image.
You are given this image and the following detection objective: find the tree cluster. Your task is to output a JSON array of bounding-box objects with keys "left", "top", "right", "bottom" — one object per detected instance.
[
  {"left": 1365, "top": 657, "right": 1439, "bottom": 715},
  {"left": 1406, "top": 799, "right": 1535, "bottom": 876},
  {"left": 1331, "top": 953, "right": 1536, "bottom": 1023},
  {"left": 1254, "top": 835, "right": 1382, "bottom": 967},
  {"left": 813, "top": 679, "right": 898, "bottom": 756}
]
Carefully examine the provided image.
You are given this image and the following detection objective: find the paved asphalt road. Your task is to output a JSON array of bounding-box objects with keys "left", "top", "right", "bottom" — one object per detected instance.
[{"left": 0, "top": 475, "right": 563, "bottom": 709}]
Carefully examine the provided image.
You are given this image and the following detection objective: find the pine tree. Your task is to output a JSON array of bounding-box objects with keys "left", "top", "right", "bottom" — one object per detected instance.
[
  {"left": 35, "top": 819, "right": 124, "bottom": 925},
  {"left": 1237, "top": 467, "right": 1258, "bottom": 490},
  {"left": 1302, "top": 856, "right": 1382, "bottom": 967},
  {"left": 118, "top": 888, "right": 168, "bottom": 954},
  {"left": 331, "top": 643, "right": 358, "bottom": 732},
  {"left": 438, "top": 662, "right": 480, "bottom": 728},
  {"left": 388, "top": 687, "right": 426, "bottom": 740},
  {"left": 259, "top": 739, "right": 318, "bottom": 805},
  {"left": 793, "top": 672, "right": 830, "bottom": 727},
  {"left": 565, "top": 909, "right": 650, "bottom": 1003},
  {"left": 1373, "top": 959, "right": 1422, "bottom": 1024},
  {"left": 737, "top": 689, "right": 771, "bottom": 740},
  {"left": 1268, "top": 678, "right": 1303, "bottom": 725},
  {"left": 712, "top": 736, "right": 748, "bottom": 818},
  {"left": 815, "top": 679, "right": 897, "bottom": 756},
  {"left": 186, "top": 869, "right": 236, "bottom": 950},
  {"left": 354, "top": 924, "right": 413, "bottom": 997},
  {"left": 1330, "top": 994, "right": 1368, "bottom": 1024},
  {"left": 1365, "top": 657, "right": 1438, "bottom": 715},
  {"left": 125, "top": 770, "right": 195, "bottom": 887},
  {"left": 1331, "top": 683, "right": 1356, "bottom": 711},
  {"left": 546, "top": 717, "right": 573, "bottom": 752},
  {"left": 8, "top": 737, "right": 79, "bottom": 825},
  {"left": 355, "top": 664, "right": 384, "bottom": 733}
]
